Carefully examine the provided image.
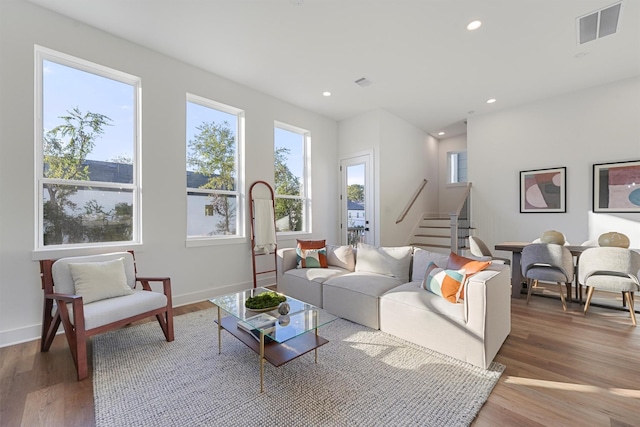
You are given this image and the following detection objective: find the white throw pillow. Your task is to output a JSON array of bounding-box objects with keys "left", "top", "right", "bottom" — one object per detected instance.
[
  {"left": 68, "top": 258, "right": 134, "bottom": 304},
  {"left": 327, "top": 245, "right": 356, "bottom": 271},
  {"left": 355, "top": 243, "right": 413, "bottom": 283},
  {"left": 412, "top": 248, "right": 450, "bottom": 281}
]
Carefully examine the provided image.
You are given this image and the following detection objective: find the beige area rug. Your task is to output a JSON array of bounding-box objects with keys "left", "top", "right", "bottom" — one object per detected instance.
[{"left": 93, "top": 309, "right": 504, "bottom": 427}]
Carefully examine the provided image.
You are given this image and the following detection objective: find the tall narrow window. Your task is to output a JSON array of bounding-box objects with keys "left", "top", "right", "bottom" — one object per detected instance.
[
  {"left": 274, "top": 122, "right": 309, "bottom": 233},
  {"left": 447, "top": 151, "right": 468, "bottom": 184},
  {"left": 36, "top": 47, "right": 141, "bottom": 249},
  {"left": 186, "top": 94, "right": 244, "bottom": 240}
]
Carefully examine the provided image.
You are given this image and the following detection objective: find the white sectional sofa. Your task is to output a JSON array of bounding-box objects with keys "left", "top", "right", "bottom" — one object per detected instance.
[{"left": 277, "top": 244, "right": 511, "bottom": 369}]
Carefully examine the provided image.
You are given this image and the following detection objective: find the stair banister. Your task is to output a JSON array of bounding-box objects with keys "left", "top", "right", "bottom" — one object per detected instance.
[
  {"left": 449, "top": 183, "right": 472, "bottom": 254},
  {"left": 396, "top": 179, "right": 428, "bottom": 224}
]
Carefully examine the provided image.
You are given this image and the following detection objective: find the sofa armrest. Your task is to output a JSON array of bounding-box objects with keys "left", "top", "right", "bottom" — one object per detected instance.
[
  {"left": 464, "top": 264, "right": 511, "bottom": 365},
  {"left": 276, "top": 248, "right": 298, "bottom": 285}
]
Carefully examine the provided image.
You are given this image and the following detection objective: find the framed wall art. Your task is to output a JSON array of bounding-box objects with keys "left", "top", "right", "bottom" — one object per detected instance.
[
  {"left": 520, "top": 167, "right": 566, "bottom": 213},
  {"left": 593, "top": 160, "right": 640, "bottom": 213}
]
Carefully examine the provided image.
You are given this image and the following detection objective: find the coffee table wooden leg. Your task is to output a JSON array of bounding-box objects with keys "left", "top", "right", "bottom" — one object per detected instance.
[
  {"left": 259, "top": 332, "right": 265, "bottom": 393},
  {"left": 217, "top": 305, "right": 222, "bottom": 355}
]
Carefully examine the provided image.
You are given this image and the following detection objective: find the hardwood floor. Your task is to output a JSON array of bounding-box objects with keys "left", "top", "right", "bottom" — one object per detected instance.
[{"left": 1, "top": 296, "right": 639, "bottom": 427}]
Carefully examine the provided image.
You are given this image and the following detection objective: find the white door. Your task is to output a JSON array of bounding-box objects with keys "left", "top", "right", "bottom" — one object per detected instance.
[{"left": 340, "top": 154, "right": 374, "bottom": 246}]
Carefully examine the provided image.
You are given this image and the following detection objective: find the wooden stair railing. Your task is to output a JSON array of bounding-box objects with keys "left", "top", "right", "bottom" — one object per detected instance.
[{"left": 396, "top": 179, "right": 428, "bottom": 224}]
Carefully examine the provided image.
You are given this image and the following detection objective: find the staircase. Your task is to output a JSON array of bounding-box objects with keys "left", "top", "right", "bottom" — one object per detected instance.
[{"left": 409, "top": 215, "right": 473, "bottom": 254}]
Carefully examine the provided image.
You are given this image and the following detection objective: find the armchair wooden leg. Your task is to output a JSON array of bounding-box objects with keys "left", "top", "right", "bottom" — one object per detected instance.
[
  {"left": 155, "top": 310, "right": 175, "bottom": 342},
  {"left": 526, "top": 279, "right": 535, "bottom": 304},
  {"left": 584, "top": 286, "right": 595, "bottom": 315},
  {"left": 558, "top": 282, "right": 567, "bottom": 311},
  {"left": 75, "top": 329, "right": 88, "bottom": 381},
  {"left": 624, "top": 292, "right": 636, "bottom": 326},
  {"left": 41, "top": 298, "right": 61, "bottom": 352}
]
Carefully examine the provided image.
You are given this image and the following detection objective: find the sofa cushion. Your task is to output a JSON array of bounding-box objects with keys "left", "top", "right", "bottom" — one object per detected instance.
[
  {"left": 421, "top": 262, "right": 466, "bottom": 303},
  {"left": 325, "top": 272, "right": 403, "bottom": 297},
  {"left": 68, "top": 258, "right": 134, "bottom": 304},
  {"left": 284, "top": 266, "right": 350, "bottom": 284},
  {"left": 296, "top": 240, "right": 328, "bottom": 268},
  {"left": 381, "top": 281, "right": 466, "bottom": 323},
  {"left": 412, "top": 248, "right": 449, "bottom": 281},
  {"left": 326, "top": 245, "right": 356, "bottom": 271},
  {"left": 323, "top": 272, "right": 403, "bottom": 329},
  {"left": 68, "top": 290, "right": 168, "bottom": 330},
  {"left": 355, "top": 243, "right": 413, "bottom": 283},
  {"left": 446, "top": 253, "right": 491, "bottom": 299}
]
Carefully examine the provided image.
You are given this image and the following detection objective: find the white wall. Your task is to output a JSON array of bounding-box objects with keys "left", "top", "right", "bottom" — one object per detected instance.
[
  {"left": 468, "top": 77, "right": 640, "bottom": 257},
  {"left": 0, "top": 1, "right": 338, "bottom": 346},
  {"left": 338, "top": 109, "right": 439, "bottom": 247},
  {"left": 438, "top": 134, "right": 468, "bottom": 214}
]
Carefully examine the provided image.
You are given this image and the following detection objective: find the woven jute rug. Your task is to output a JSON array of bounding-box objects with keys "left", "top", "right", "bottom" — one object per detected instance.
[{"left": 93, "top": 308, "right": 504, "bottom": 427}]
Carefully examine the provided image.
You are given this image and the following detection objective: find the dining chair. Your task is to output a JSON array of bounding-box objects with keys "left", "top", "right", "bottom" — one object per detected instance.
[
  {"left": 578, "top": 247, "right": 640, "bottom": 326},
  {"left": 468, "top": 236, "right": 510, "bottom": 265},
  {"left": 521, "top": 243, "right": 574, "bottom": 311}
]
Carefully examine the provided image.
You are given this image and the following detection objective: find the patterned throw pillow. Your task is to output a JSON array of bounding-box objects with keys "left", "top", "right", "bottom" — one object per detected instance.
[
  {"left": 421, "top": 262, "right": 466, "bottom": 303},
  {"left": 446, "top": 253, "right": 491, "bottom": 299},
  {"left": 296, "top": 239, "right": 328, "bottom": 268}
]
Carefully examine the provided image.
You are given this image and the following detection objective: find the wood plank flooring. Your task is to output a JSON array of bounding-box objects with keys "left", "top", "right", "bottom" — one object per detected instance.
[{"left": 1, "top": 296, "right": 639, "bottom": 427}]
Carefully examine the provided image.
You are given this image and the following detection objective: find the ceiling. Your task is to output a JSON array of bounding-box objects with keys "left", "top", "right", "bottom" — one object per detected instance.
[{"left": 27, "top": 0, "right": 640, "bottom": 138}]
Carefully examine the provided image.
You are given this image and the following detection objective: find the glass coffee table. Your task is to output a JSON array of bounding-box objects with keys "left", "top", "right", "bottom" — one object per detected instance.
[{"left": 210, "top": 287, "right": 338, "bottom": 392}]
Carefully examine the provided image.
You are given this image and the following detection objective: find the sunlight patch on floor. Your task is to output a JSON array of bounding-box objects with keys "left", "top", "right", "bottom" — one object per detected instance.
[{"left": 504, "top": 376, "right": 640, "bottom": 398}]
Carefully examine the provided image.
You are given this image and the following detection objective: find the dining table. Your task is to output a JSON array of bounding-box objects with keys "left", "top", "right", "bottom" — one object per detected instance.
[{"left": 493, "top": 242, "right": 594, "bottom": 299}]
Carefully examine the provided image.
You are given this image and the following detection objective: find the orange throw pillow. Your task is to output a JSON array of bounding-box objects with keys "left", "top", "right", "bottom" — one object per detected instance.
[{"left": 446, "top": 253, "right": 491, "bottom": 299}]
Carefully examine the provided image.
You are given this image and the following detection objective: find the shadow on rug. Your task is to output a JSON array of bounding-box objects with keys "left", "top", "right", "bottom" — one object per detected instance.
[{"left": 93, "top": 309, "right": 504, "bottom": 427}]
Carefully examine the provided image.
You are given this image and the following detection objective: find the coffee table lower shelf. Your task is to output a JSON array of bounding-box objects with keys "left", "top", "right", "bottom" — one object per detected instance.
[{"left": 216, "top": 316, "right": 329, "bottom": 367}]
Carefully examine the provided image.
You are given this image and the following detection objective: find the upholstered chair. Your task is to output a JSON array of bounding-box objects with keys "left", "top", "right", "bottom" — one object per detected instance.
[
  {"left": 40, "top": 251, "right": 174, "bottom": 380},
  {"left": 578, "top": 247, "right": 640, "bottom": 326},
  {"left": 521, "top": 243, "right": 574, "bottom": 311},
  {"left": 468, "top": 236, "right": 511, "bottom": 265}
]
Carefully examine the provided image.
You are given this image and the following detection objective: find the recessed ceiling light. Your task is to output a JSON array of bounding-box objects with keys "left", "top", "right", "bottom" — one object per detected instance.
[
  {"left": 467, "top": 20, "right": 482, "bottom": 31},
  {"left": 574, "top": 52, "right": 588, "bottom": 58},
  {"left": 486, "top": 98, "right": 496, "bottom": 104},
  {"left": 322, "top": 91, "right": 331, "bottom": 97},
  {"left": 438, "top": 132, "right": 445, "bottom": 136}
]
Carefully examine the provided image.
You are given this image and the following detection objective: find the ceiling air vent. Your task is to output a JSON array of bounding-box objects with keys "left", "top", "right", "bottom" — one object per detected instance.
[
  {"left": 577, "top": 2, "right": 623, "bottom": 45},
  {"left": 354, "top": 77, "right": 372, "bottom": 87}
]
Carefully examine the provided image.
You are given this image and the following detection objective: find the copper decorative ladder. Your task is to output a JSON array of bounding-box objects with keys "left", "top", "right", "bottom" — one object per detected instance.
[{"left": 249, "top": 181, "right": 278, "bottom": 288}]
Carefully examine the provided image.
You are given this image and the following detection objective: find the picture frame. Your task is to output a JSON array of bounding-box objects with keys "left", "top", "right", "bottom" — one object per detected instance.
[
  {"left": 593, "top": 160, "right": 640, "bottom": 213},
  {"left": 519, "top": 167, "right": 566, "bottom": 213}
]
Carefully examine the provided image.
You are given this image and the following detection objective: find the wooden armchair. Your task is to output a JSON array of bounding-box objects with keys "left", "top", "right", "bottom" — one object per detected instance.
[{"left": 40, "top": 251, "right": 174, "bottom": 380}]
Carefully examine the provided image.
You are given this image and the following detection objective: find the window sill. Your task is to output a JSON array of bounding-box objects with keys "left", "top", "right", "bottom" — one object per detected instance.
[
  {"left": 445, "top": 182, "right": 468, "bottom": 188},
  {"left": 32, "top": 242, "right": 144, "bottom": 261},
  {"left": 186, "top": 236, "right": 247, "bottom": 248}
]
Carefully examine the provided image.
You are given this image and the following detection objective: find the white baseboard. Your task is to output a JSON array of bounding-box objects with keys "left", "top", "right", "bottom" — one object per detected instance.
[
  {"left": 0, "top": 323, "right": 43, "bottom": 348},
  {"left": 0, "top": 275, "right": 277, "bottom": 348}
]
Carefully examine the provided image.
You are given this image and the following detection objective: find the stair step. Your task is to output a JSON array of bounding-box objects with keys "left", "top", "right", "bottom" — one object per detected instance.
[{"left": 410, "top": 243, "right": 451, "bottom": 249}]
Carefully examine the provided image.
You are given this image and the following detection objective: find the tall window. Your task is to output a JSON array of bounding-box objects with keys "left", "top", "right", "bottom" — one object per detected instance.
[
  {"left": 36, "top": 47, "right": 141, "bottom": 249},
  {"left": 186, "top": 94, "right": 243, "bottom": 240},
  {"left": 274, "top": 122, "right": 309, "bottom": 233},
  {"left": 447, "top": 151, "right": 468, "bottom": 184}
]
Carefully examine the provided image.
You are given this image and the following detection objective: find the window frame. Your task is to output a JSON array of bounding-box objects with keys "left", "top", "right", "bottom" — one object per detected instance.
[
  {"left": 185, "top": 93, "right": 245, "bottom": 246},
  {"left": 273, "top": 121, "right": 311, "bottom": 235},
  {"left": 34, "top": 46, "right": 142, "bottom": 255}
]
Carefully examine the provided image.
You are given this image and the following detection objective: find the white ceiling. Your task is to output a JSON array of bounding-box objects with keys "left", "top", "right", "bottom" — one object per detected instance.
[{"left": 27, "top": 0, "right": 640, "bottom": 138}]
